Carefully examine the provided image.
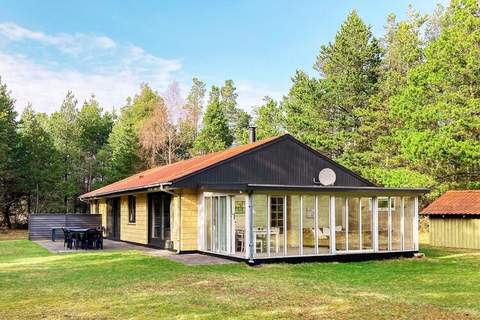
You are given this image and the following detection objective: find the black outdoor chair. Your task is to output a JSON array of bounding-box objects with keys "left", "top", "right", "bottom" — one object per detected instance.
[
  {"left": 95, "top": 227, "right": 104, "bottom": 249},
  {"left": 61, "top": 228, "right": 69, "bottom": 248},
  {"left": 84, "top": 229, "right": 100, "bottom": 250}
]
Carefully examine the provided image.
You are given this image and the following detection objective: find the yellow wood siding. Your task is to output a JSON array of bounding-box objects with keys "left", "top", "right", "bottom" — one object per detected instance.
[
  {"left": 180, "top": 190, "right": 198, "bottom": 251},
  {"left": 91, "top": 200, "right": 107, "bottom": 235},
  {"left": 430, "top": 217, "right": 480, "bottom": 249},
  {"left": 119, "top": 194, "right": 148, "bottom": 244}
]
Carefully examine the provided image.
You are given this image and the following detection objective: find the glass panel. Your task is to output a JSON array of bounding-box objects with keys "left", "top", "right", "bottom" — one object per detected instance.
[
  {"left": 360, "top": 197, "right": 372, "bottom": 250},
  {"left": 391, "top": 197, "right": 402, "bottom": 250},
  {"left": 347, "top": 197, "right": 360, "bottom": 250},
  {"left": 335, "top": 197, "right": 346, "bottom": 251},
  {"left": 253, "top": 194, "right": 268, "bottom": 257},
  {"left": 212, "top": 197, "right": 218, "bottom": 252},
  {"left": 162, "top": 195, "right": 171, "bottom": 240},
  {"left": 153, "top": 196, "right": 162, "bottom": 238},
  {"left": 317, "top": 195, "right": 330, "bottom": 253},
  {"left": 378, "top": 197, "right": 389, "bottom": 251},
  {"left": 205, "top": 197, "right": 212, "bottom": 251},
  {"left": 404, "top": 197, "right": 415, "bottom": 250},
  {"left": 302, "top": 195, "right": 316, "bottom": 255},
  {"left": 219, "top": 196, "right": 227, "bottom": 252},
  {"left": 270, "top": 196, "right": 285, "bottom": 256},
  {"left": 233, "top": 195, "right": 246, "bottom": 255},
  {"left": 285, "top": 195, "right": 299, "bottom": 256}
]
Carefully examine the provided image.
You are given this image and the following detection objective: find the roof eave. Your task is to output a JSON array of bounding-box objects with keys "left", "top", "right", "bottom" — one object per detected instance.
[{"left": 79, "top": 182, "right": 173, "bottom": 200}]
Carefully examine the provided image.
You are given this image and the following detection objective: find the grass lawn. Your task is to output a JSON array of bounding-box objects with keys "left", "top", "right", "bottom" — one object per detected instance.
[{"left": 0, "top": 240, "right": 479, "bottom": 319}]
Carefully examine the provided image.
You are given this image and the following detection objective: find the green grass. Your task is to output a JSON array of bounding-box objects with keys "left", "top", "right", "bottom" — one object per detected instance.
[{"left": 0, "top": 241, "right": 479, "bottom": 319}]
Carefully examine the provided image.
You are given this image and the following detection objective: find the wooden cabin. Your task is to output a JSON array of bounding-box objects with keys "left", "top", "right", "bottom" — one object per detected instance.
[{"left": 80, "top": 131, "right": 428, "bottom": 263}]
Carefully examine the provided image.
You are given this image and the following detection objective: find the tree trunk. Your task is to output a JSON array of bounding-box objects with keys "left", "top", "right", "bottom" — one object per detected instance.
[{"left": 3, "top": 202, "right": 12, "bottom": 229}]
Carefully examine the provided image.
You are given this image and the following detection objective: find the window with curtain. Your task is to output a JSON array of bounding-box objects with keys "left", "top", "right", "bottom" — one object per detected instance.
[{"left": 128, "top": 195, "right": 136, "bottom": 223}]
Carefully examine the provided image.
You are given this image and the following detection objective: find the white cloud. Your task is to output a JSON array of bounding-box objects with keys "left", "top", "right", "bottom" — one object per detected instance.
[
  {"left": 0, "top": 22, "right": 117, "bottom": 54},
  {"left": 235, "top": 80, "right": 284, "bottom": 112},
  {"left": 0, "top": 21, "right": 282, "bottom": 117},
  {"left": 0, "top": 22, "right": 182, "bottom": 114}
]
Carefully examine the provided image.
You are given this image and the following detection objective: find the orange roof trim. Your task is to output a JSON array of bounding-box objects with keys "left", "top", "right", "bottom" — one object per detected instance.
[
  {"left": 80, "top": 135, "right": 281, "bottom": 199},
  {"left": 421, "top": 190, "right": 480, "bottom": 215}
]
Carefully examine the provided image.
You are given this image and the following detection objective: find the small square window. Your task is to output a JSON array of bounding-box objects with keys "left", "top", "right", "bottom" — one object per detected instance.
[
  {"left": 378, "top": 197, "right": 395, "bottom": 211},
  {"left": 128, "top": 195, "right": 136, "bottom": 223}
]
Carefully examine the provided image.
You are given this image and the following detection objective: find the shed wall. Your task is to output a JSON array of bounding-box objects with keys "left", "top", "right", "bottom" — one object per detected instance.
[{"left": 430, "top": 217, "right": 480, "bottom": 249}]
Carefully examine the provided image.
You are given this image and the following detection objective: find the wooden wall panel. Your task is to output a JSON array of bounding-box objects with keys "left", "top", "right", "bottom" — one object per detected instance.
[
  {"left": 430, "top": 217, "right": 480, "bottom": 249},
  {"left": 180, "top": 190, "right": 198, "bottom": 251},
  {"left": 119, "top": 194, "right": 148, "bottom": 244}
]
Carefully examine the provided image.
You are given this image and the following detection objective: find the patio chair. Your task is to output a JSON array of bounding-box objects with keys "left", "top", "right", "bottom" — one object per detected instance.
[
  {"left": 84, "top": 229, "right": 100, "bottom": 250},
  {"left": 96, "top": 229, "right": 103, "bottom": 249},
  {"left": 61, "top": 228, "right": 69, "bottom": 248}
]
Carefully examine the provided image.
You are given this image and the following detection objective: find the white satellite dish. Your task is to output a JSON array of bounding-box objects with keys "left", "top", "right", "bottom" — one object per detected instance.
[{"left": 318, "top": 168, "right": 336, "bottom": 186}]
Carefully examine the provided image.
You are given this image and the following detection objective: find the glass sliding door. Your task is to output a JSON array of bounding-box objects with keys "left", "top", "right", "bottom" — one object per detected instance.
[
  {"left": 204, "top": 195, "right": 231, "bottom": 255},
  {"left": 271, "top": 196, "right": 286, "bottom": 257},
  {"left": 148, "top": 193, "right": 172, "bottom": 248},
  {"left": 205, "top": 197, "right": 212, "bottom": 251}
]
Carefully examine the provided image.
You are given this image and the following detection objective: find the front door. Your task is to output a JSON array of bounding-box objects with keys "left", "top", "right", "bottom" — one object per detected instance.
[
  {"left": 106, "top": 197, "right": 120, "bottom": 240},
  {"left": 148, "top": 192, "right": 172, "bottom": 248}
]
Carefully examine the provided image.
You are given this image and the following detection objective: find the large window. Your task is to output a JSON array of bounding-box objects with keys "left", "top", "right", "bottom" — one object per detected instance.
[
  {"left": 335, "top": 197, "right": 346, "bottom": 251},
  {"left": 404, "top": 197, "right": 415, "bottom": 250},
  {"left": 347, "top": 197, "right": 360, "bottom": 250},
  {"left": 360, "top": 197, "right": 373, "bottom": 250},
  {"left": 302, "top": 195, "right": 316, "bottom": 255},
  {"left": 253, "top": 194, "right": 268, "bottom": 257},
  {"left": 128, "top": 195, "right": 136, "bottom": 223},
  {"left": 317, "top": 196, "right": 330, "bottom": 253},
  {"left": 286, "top": 195, "right": 299, "bottom": 256},
  {"left": 391, "top": 197, "right": 402, "bottom": 250},
  {"left": 378, "top": 197, "right": 389, "bottom": 251},
  {"left": 233, "top": 195, "right": 246, "bottom": 255}
]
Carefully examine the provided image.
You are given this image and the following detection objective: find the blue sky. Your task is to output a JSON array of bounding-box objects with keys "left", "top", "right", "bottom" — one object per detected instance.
[{"left": 0, "top": 1, "right": 445, "bottom": 115}]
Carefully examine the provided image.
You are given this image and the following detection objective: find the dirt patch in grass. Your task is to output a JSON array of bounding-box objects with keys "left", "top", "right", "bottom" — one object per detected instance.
[{"left": 0, "top": 229, "right": 28, "bottom": 240}]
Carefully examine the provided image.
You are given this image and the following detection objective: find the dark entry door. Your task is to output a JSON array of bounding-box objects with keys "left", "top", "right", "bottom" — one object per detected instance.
[
  {"left": 148, "top": 193, "right": 172, "bottom": 248},
  {"left": 107, "top": 197, "right": 121, "bottom": 240}
]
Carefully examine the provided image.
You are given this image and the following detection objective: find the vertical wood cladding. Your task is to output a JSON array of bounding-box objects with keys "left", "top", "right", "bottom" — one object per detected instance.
[{"left": 173, "top": 136, "right": 374, "bottom": 188}]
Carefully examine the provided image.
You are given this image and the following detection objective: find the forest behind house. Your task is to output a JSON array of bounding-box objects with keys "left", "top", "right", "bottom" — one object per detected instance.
[{"left": 1, "top": 0, "right": 479, "bottom": 228}]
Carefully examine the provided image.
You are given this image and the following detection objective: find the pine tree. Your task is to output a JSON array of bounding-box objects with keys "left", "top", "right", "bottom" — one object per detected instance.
[
  {"left": 0, "top": 78, "right": 20, "bottom": 227},
  {"left": 193, "top": 86, "right": 233, "bottom": 154},
  {"left": 314, "top": 10, "right": 382, "bottom": 163},
  {"left": 105, "top": 84, "right": 161, "bottom": 182},
  {"left": 386, "top": 0, "right": 480, "bottom": 194},
  {"left": 18, "top": 106, "right": 62, "bottom": 213},
  {"left": 253, "top": 97, "right": 284, "bottom": 140}
]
